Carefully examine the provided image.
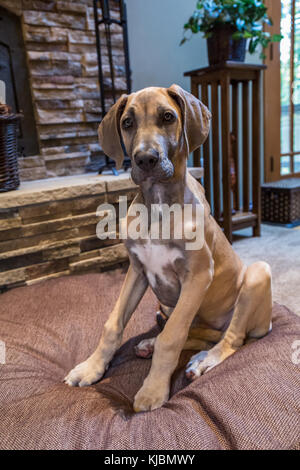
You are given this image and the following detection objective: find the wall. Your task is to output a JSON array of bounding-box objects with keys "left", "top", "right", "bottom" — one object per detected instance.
[
  {"left": 126, "top": 0, "right": 206, "bottom": 92},
  {"left": 127, "top": 0, "right": 261, "bottom": 92}
]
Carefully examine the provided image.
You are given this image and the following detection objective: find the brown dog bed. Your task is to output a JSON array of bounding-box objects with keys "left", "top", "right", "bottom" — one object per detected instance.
[{"left": 0, "top": 271, "right": 299, "bottom": 450}]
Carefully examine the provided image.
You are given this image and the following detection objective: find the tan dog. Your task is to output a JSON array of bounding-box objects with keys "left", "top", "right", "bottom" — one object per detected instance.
[{"left": 65, "top": 85, "right": 272, "bottom": 412}]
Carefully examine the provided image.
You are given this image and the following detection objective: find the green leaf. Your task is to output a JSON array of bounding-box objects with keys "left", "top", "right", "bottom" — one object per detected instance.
[
  {"left": 272, "top": 34, "right": 283, "bottom": 42},
  {"left": 249, "top": 37, "right": 259, "bottom": 54},
  {"left": 180, "top": 0, "right": 280, "bottom": 51},
  {"left": 232, "top": 31, "right": 243, "bottom": 40}
]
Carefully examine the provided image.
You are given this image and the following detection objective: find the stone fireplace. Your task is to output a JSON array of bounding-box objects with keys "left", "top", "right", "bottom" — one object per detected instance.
[
  {"left": 0, "top": 0, "right": 127, "bottom": 181},
  {"left": 0, "top": 1, "right": 204, "bottom": 291},
  {"left": 0, "top": 0, "right": 136, "bottom": 290}
]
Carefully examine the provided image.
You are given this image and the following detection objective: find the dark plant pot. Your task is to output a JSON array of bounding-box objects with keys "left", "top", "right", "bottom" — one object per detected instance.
[{"left": 207, "top": 25, "right": 246, "bottom": 66}]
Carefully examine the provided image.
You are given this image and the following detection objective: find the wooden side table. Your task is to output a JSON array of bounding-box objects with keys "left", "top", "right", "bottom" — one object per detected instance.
[{"left": 184, "top": 62, "right": 266, "bottom": 243}]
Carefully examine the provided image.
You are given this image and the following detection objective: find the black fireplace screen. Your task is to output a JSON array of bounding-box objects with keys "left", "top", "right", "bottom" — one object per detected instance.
[{"left": 93, "top": 0, "right": 132, "bottom": 175}]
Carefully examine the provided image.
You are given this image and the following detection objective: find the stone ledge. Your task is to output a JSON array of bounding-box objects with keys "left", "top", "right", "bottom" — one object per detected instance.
[
  {"left": 44, "top": 151, "right": 90, "bottom": 162},
  {"left": 0, "top": 167, "right": 203, "bottom": 210},
  {"left": 0, "top": 172, "right": 109, "bottom": 209}
]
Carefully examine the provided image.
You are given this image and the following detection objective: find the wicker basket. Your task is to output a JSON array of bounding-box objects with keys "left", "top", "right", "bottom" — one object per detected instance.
[
  {"left": 261, "top": 178, "right": 300, "bottom": 225},
  {"left": 0, "top": 112, "right": 21, "bottom": 192}
]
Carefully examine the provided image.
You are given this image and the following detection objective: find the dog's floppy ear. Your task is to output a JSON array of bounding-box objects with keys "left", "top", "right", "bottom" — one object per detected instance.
[
  {"left": 98, "top": 94, "right": 128, "bottom": 170},
  {"left": 167, "top": 84, "right": 211, "bottom": 154}
]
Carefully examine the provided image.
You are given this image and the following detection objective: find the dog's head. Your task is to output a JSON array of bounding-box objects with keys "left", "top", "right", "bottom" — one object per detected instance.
[{"left": 98, "top": 84, "right": 211, "bottom": 184}]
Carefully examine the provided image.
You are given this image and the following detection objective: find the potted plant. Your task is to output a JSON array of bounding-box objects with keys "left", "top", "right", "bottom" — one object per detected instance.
[{"left": 181, "top": 0, "right": 282, "bottom": 65}]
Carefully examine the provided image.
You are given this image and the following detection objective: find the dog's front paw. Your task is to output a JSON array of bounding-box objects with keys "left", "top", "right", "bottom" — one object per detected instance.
[
  {"left": 64, "top": 358, "right": 105, "bottom": 387},
  {"left": 133, "top": 381, "right": 169, "bottom": 412}
]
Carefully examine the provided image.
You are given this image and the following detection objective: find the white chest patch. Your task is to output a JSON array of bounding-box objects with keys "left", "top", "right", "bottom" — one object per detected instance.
[{"left": 131, "top": 241, "right": 183, "bottom": 288}]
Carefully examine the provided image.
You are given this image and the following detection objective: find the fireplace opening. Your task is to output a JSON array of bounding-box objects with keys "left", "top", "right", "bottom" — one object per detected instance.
[{"left": 0, "top": 6, "right": 39, "bottom": 157}]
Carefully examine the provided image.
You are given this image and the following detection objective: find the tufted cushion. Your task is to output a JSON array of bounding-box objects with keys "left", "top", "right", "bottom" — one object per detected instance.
[{"left": 0, "top": 271, "right": 299, "bottom": 450}]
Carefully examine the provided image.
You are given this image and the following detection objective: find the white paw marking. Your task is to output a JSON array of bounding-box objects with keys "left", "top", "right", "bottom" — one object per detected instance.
[
  {"left": 185, "top": 350, "right": 220, "bottom": 379},
  {"left": 64, "top": 358, "right": 104, "bottom": 387},
  {"left": 135, "top": 338, "right": 155, "bottom": 358}
]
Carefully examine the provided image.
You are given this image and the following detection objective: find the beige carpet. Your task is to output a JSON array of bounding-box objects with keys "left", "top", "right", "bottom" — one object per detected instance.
[{"left": 233, "top": 224, "right": 300, "bottom": 316}]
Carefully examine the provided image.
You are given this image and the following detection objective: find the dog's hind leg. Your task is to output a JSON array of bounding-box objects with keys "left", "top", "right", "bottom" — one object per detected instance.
[
  {"left": 136, "top": 310, "right": 221, "bottom": 359},
  {"left": 183, "top": 326, "right": 223, "bottom": 351},
  {"left": 183, "top": 338, "right": 214, "bottom": 351},
  {"left": 135, "top": 305, "right": 173, "bottom": 359},
  {"left": 136, "top": 307, "right": 222, "bottom": 359},
  {"left": 186, "top": 261, "right": 272, "bottom": 380},
  {"left": 135, "top": 336, "right": 214, "bottom": 359}
]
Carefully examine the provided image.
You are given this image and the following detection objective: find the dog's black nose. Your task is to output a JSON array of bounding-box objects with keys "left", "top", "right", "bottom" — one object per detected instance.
[{"left": 134, "top": 151, "right": 159, "bottom": 171}]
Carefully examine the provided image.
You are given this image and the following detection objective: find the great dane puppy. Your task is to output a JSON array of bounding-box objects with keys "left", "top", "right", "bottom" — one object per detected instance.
[{"left": 65, "top": 85, "right": 272, "bottom": 412}]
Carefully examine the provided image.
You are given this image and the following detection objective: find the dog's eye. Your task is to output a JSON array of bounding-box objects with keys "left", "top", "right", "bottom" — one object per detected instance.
[
  {"left": 163, "top": 112, "right": 175, "bottom": 122},
  {"left": 122, "top": 117, "right": 133, "bottom": 129}
]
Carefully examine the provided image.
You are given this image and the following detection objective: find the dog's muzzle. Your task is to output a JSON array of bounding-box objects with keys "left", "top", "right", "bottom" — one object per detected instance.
[
  {"left": 134, "top": 150, "right": 159, "bottom": 172},
  {"left": 131, "top": 150, "right": 174, "bottom": 184}
]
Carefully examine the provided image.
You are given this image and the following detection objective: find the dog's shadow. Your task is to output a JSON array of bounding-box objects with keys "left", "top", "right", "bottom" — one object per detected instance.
[{"left": 93, "top": 325, "right": 194, "bottom": 417}]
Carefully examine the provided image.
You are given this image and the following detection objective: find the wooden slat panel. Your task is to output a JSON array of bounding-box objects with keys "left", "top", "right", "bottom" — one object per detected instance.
[
  {"left": 252, "top": 73, "right": 261, "bottom": 236},
  {"left": 191, "top": 79, "right": 200, "bottom": 167},
  {"left": 221, "top": 74, "right": 232, "bottom": 243},
  {"left": 232, "top": 82, "right": 239, "bottom": 211},
  {"left": 242, "top": 81, "right": 250, "bottom": 212},
  {"left": 186, "top": 63, "right": 265, "bottom": 240},
  {"left": 211, "top": 82, "right": 220, "bottom": 220},
  {"left": 201, "top": 84, "right": 211, "bottom": 205}
]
